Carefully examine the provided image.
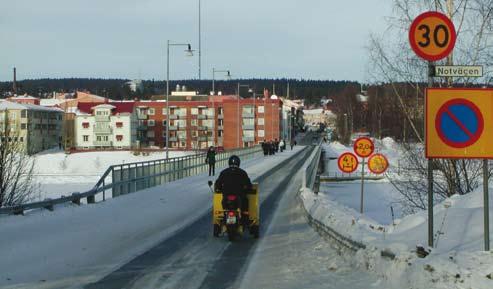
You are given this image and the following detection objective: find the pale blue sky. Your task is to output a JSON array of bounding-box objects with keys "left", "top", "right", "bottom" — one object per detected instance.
[{"left": 0, "top": 0, "right": 391, "bottom": 81}]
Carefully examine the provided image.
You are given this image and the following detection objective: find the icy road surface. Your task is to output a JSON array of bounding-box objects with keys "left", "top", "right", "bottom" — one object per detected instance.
[
  {"left": 85, "top": 135, "right": 380, "bottom": 289},
  {"left": 239, "top": 158, "right": 381, "bottom": 289}
]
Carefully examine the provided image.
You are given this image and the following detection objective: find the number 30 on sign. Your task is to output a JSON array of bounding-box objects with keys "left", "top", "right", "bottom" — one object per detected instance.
[{"left": 409, "top": 11, "right": 456, "bottom": 61}]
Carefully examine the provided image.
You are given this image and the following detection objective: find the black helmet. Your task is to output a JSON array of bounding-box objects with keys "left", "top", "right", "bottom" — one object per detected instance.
[{"left": 228, "top": 155, "right": 241, "bottom": 167}]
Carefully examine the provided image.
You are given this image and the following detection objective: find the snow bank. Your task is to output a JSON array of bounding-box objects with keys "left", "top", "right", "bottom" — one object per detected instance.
[
  {"left": 30, "top": 149, "right": 194, "bottom": 201},
  {"left": 303, "top": 139, "right": 493, "bottom": 288}
]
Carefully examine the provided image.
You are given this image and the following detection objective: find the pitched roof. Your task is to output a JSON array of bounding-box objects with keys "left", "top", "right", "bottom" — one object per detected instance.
[
  {"left": 0, "top": 101, "right": 62, "bottom": 112},
  {"left": 77, "top": 102, "right": 135, "bottom": 115}
]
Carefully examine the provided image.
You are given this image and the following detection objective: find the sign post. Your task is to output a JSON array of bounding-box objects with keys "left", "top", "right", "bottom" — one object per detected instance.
[
  {"left": 410, "top": 11, "right": 456, "bottom": 248},
  {"left": 354, "top": 137, "right": 374, "bottom": 214},
  {"left": 483, "top": 160, "right": 490, "bottom": 251}
]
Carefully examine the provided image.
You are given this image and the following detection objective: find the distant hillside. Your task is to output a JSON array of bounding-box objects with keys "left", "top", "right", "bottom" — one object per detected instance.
[{"left": 0, "top": 78, "right": 359, "bottom": 105}]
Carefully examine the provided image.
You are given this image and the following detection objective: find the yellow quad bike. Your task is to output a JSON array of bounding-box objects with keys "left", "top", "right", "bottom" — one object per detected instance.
[{"left": 208, "top": 181, "right": 260, "bottom": 241}]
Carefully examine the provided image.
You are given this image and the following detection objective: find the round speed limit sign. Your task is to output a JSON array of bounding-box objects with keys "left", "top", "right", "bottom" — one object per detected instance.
[
  {"left": 337, "top": 152, "right": 359, "bottom": 174},
  {"left": 409, "top": 11, "right": 456, "bottom": 61},
  {"left": 354, "top": 137, "right": 374, "bottom": 158}
]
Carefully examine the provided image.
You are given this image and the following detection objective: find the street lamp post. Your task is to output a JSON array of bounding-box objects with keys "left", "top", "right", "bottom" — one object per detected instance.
[
  {"left": 166, "top": 40, "right": 193, "bottom": 159},
  {"left": 212, "top": 68, "right": 231, "bottom": 95}
]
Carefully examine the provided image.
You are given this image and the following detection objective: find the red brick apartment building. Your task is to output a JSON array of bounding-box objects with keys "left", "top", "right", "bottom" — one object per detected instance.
[{"left": 134, "top": 95, "right": 281, "bottom": 150}]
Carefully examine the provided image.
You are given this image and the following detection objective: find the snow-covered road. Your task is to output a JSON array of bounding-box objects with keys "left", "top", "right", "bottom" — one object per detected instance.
[
  {"left": 0, "top": 147, "right": 305, "bottom": 289},
  {"left": 239, "top": 155, "right": 381, "bottom": 289}
]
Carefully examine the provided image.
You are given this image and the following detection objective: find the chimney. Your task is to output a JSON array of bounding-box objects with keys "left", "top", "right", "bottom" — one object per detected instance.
[{"left": 13, "top": 67, "right": 17, "bottom": 94}]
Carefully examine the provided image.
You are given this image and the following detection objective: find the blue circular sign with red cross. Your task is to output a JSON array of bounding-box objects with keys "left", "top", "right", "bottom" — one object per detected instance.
[{"left": 435, "top": 98, "right": 484, "bottom": 148}]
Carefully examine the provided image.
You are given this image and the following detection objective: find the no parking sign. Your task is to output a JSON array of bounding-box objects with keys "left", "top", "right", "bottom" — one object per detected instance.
[{"left": 426, "top": 88, "right": 493, "bottom": 158}]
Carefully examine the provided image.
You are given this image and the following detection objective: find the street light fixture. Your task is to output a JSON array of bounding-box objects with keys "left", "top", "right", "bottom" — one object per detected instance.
[
  {"left": 166, "top": 40, "right": 194, "bottom": 159},
  {"left": 212, "top": 68, "right": 231, "bottom": 95}
]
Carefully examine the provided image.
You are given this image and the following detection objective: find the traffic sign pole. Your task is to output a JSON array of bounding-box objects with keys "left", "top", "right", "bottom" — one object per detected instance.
[
  {"left": 427, "top": 61, "right": 434, "bottom": 248},
  {"left": 483, "top": 159, "right": 490, "bottom": 251},
  {"left": 360, "top": 158, "right": 365, "bottom": 214}
]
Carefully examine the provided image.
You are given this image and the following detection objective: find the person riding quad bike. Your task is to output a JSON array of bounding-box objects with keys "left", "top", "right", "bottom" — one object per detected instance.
[{"left": 214, "top": 155, "right": 252, "bottom": 227}]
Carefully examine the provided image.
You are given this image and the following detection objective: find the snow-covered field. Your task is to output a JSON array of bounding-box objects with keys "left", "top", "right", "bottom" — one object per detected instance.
[
  {"left": 0, "top": 147, "right": 305, "bottom": 289},
  {"left": 30, "top": 149, "right": 194, "bottom": 201},
  {"left": 302, "top": 140, "right": 493, "bottom": 289}
]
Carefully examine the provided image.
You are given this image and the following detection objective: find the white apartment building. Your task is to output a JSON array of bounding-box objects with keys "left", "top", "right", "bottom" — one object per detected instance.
[{"left": 74, "top": 103, "right": 136, "bottom": 150}]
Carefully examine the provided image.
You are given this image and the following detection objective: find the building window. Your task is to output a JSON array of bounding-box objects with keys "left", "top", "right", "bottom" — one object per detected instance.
[
  {"left": 162, "top": 108, "right": 167, "bottom": 115},
  {"left": 162, "top": 120, "right": 167, "bottom": 126},
  {"left": 116, "top": 135, "right": 123, "bottom": 141},
  {"left": 242, "top": 106, "right": 254, "bottom": 114},
  {"left": 148, "top": 108, "right": 155, "bottom": 115},
  {"left": 82, "top": 122, "right": 90, "bottom": 128},
  {"left": 116, "top": 122, "right": 123, "bottom": 128},
  {"left": 191, "top": 108, "right": 198, "bottom": 115},
  {"left": 258, "top": 130, "right": 265, "bottom": 137},
  {"left": 258, "top": 106, "right": 265, "bottom": 113},
  {"left": 243, "top": 130, "right": 254, "bottom": 137},
  {"left": 21, "top": 110, "right": 27, "bottom": 118},
  {"left": 191, "top": 119, "right": 198, "bottom": 126},
  {"left": 207, "top": 108, "right": 215, "bottom": 116},
  {"left": 203, "top": 119, "right": 214, "bottom": 128},
  {"left": 20, "top": 137, "right": 24, "bottom": 142},
  {"left": 83, "top": 135, "right": 89, "bottom": 142},
  {"left": 258, "top": 118, "right": 265, "bottom": 125},
  {"left": 21, "top": 123, "right": 27, "bottom": 130},
  {"left": 243, "top": 118, "right": 254, "bottom": 125},
  {"left": 218, "top": 130, "right": 223, "bottom": 137},
  {"left": 148, "top": 120, "right": 155, "bottom": 127},
  {"left": 176, "top": 120, "right": 186, "bottom": 127}
]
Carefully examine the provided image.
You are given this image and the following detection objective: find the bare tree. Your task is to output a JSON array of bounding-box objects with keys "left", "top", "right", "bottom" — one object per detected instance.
[
  {"left": 369, "top": 0, "right": 493, "bottom": 211},
  {"left": 0, "top": 112, "right": 36, "bottom": 208}
]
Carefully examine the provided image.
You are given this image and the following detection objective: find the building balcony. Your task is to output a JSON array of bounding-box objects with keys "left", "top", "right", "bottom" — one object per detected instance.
[
  {"left": 93, "top": 126, "right": 112, "bottom": 134},
  {"left": 168, "top": 137, "right": 178, "bottom": 142},
  {"left": 168, "top": 115, "right": 178, "bottom": 120},
  {"left": 95, "top": 115, "right": 110, "bottom": 122},
  {"left": 137, "top": 114, "right": 148, "bottom": 120},
  {"left": 242, "top": 136, "right": 254, "bottom": 142},
  {"left": 242, "top": 124, "right": 255, "bottom": 130},
  {"left": 198, "top": 136, "right": 209, "bottom": 141},
  {"left": 217, "top": 125, "right": 224, "bottom": 130},
  {"left": 218, "top": 114, "right": 224, "bottom": 119},
  {"left": 242, "top": 112, "right": 255, "bottom": 118},
  {"left": 137, "top": 125, "right": 147, "bottom": 131},
  {"left": 178, "top": 126, "right": 187, "bottom": 131},
  {"left": 93, "top": 140, "right": 113, "bottom": 146},
  {"left": 197, "top": 114, "right": 209, "bottom": 120},
  {"left": 169, "top": 125, "right": 178, "bottom": 130},
  {"left": 198, "top": 126, "right": 211, "bottom": 131}
]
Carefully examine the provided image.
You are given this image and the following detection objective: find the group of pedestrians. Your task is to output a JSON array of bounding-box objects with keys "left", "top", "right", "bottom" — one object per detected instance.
[
  {"left": 261, "top": 138, "right": 295, "bottom": 156},
  {"left": 205, "top": 138, "right": 297, "bottom": 177}
]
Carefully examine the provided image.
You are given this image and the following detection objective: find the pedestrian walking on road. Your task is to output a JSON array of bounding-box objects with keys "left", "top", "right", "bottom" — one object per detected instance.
[
  {"left": 274, "top": 139, "right": 279, "bottom": 153},
  {"left": 268, "top": 141, "right": 275, "bottom": 155},
  {"left": 206, "top": 146, "right": 216, "bottom": 176},
  {"left": 290, "top": 139, "right": 294, "bottom": 150},
  {"left": 262, "top": 140, "right": 269, "bottom": 156},
  {"left": 279, "top": 139, "right": 285, "bottom": 152}
]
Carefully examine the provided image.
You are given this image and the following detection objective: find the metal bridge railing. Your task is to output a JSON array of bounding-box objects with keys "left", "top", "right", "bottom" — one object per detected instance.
[{"left": 0, "top": 146, "right": 262, "bottom": 216}]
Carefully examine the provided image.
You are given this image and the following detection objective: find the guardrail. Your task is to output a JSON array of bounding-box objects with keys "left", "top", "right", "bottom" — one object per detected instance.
[
  {"left": 299, "top": 142, "right": 396, "bottom": 260},
  {"left": 0, "top": 145, "right": 262, "bottom": 215}
]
